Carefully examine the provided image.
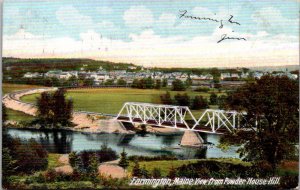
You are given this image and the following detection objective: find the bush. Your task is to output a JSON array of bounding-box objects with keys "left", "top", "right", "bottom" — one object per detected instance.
[
  {"left": 192, "top": 96, "right": 209, "bottom": 109},
  {"left": 251, "top": 160, "right": 273, "bottom": 177},
  {"left": 209, "top": 92, "right": 218, "bottom": 105},
  {"left": 152, "top": 168, "right": 162, "bottom": 178},
  {"left": 128, "top": 155, "right": 178, "bottom": 162},
  {"left": 70, "top": 144, "right": 118, "bottom": 172},
  {"left": 172, "top": 79, "right": 186, "bottom": 91},
  {"left": 176, "top": 160, "right": 253, "bottom": 178},
  {"left": 43, "top": 169, "right": 58, "bottom": 182},
  {"left": 194, "top": 86, "right": 210, "bottom": 92},
  {"left": 5, "top": 137, "right": 48, "bottom": 174},
  {"left": 174, "top": 93, "right": 190, "bottom": 106},
  {"left": 160, "top": 91, "right": 173, "bottom": 105},
  {"left": 280, "top": 174, "right": 298, "bottom": 189}
]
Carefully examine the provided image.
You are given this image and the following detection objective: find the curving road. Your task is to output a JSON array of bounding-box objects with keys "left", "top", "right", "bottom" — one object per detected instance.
[{"left": 2, "top": 87, "right": 129, "bottom": 133}]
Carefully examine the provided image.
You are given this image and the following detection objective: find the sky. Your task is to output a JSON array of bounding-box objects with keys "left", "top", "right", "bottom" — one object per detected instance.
[{"left": 3, "top": 0, "right": 299, "bottom": 68}]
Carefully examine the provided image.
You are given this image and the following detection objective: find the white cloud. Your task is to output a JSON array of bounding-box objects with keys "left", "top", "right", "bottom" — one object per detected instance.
[
  {"left": 157, "top": 13, "right": 176, "bottom": 28},
  {"left": 123, "top": 6, "right": 154, "bottom": 29},
  {"left": 192, "top": 7, "right": 214, "bottom": 17},
  {"left": 96, "top": 6, "right": 114, "bottom": 15},
  {"left": 4, "top": 7, "right": 20, "bottom": 19},
  {"left": 56, "top": 5, "right": 93, "bottom": 29},
  {"left": 3, "top": 29, "right": 299, "bottom": 68},
  {"left": 97, "top": 21, "right": 118, "bottom": 32},
  {"left": 252, "top": 7, "right": 298, "bottom": 33}
]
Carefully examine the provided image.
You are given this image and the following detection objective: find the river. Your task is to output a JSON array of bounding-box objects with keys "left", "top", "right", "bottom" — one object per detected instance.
[{"left": 7, "top": 128, "right": 239, "bottom": 160}]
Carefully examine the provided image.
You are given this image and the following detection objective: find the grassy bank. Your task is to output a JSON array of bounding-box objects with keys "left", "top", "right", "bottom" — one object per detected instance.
[
  {"left": 127, "top": 158, "right": 252, "bottom": 177},
  {"left": 6, "top": 109, "right": 35, "bottom": 122}
]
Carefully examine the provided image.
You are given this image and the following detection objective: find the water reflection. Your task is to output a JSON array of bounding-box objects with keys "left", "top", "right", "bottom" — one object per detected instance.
[{"left": 7, "top": 128, "right": 239, "bottom": 159}]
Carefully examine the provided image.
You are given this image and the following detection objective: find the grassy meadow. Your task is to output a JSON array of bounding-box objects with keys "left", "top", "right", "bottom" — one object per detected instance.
[
  {"left": 2, "top": 83, "right": 45, "bottom": 94},
  {"left": 3, "top": 83, "right": 44, "bottom": 122},
  {"left": 20, "top": 88, "right": 222, "bottom": 117}
]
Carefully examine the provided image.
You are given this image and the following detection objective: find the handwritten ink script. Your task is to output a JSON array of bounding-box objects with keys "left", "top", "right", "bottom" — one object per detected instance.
[{"left": 179, "top": 10, "right": 246, "bottom": 43}]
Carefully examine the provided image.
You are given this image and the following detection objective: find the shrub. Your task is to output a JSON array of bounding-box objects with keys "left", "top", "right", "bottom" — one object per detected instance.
[
  {"left": 68, "top": 151, "right": 78, "bottom": 168},
  {"left": 194, "top": 86, "right": 210, "bottom": 92},
  {"left": 174, "top": 93, "right": 190, "bottom": 106},
  {"left": 192, "top": 96, "right": 209, "bottom": 109},
  {"left": 132, "top": 159, "right": 142, "bottom": 177},
  {"left": 176, "top": 160, "right": 253, "bottom": 178},
  {"left": 128, "top": 155, "right": 178, "bottom": 162},
  {"left": 252, "top": 160, "right": 273, "bottom": 177},
  {"left": 43, "top": 169, "right": 58, "bottom": 182},
  {"left": 152, "top": 168, "right": 162, "bottom": 178},
  {"left": 280, "top": 174, "right": 298, "bottom": 189},
  {"left": 160, "top": 91, "right": 173, "bottom": 105},
  {"left": 209, "top": 92, "right": 218, "bottom": 105},
  {"left": 172, "top": 79, "right": 186, "bottom": 91},
  {"left": 70, "top": 144, "right": 118, "bottom": 172},
  {"left": 6, "top": 138, "right": 48, "bottom": 174}
]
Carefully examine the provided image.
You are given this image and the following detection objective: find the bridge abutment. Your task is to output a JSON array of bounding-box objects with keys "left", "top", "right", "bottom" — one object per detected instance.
[{"left": 180, "top": 131, "right": 204, "bottom": 147}]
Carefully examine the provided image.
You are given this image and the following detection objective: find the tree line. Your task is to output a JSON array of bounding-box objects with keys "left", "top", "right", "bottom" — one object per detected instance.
[{"left": 160, "top": 91, "right": 225, "bottom": 109}]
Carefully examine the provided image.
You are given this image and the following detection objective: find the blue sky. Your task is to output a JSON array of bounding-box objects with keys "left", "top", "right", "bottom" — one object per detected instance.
[{"left": 3, "top": 0, "right": 299, "bottom": 67}]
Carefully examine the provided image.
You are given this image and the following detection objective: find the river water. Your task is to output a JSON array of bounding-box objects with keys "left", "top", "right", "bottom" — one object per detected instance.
[{"left": 7, "top": 128, "right": 239, "bottom": 160}]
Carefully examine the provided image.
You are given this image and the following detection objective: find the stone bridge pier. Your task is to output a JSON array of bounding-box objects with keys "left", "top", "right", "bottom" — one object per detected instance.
[{"left": 180, "top": 130, "right": 204, "bottom": 147}]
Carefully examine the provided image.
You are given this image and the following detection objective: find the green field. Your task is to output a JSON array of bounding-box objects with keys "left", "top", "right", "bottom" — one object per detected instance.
[
  {"left": 20, "top": 88, "right": 222, "bottom": 116},
  {"left": 2, "top": 83, "right": 45, "bottom": 94},
  {"left": 3, "top": 83, "right": 44, "bottom": 122}
]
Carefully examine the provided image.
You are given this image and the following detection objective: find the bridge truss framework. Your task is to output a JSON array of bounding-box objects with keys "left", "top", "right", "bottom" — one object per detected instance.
[{"left": 116, "top": 102, "right": 244, "bottom": 134}]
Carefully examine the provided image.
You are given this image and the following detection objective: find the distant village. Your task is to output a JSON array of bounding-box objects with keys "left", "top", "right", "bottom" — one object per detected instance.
[{"left": 22, "top": 65, "right": 298, "bottom": 88}]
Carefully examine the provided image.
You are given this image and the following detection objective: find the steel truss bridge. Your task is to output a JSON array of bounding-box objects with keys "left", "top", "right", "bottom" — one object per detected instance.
[{"left": 116, "top": 102, "right": 244, "bottom": 134}]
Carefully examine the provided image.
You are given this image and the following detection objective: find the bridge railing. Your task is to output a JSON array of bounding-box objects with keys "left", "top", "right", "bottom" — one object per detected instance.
[{"left": 116, "top": 102, "right": 245, "bottom": 134}]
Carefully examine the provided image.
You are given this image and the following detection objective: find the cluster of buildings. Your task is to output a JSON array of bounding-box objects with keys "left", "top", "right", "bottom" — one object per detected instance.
[{"left": 23, "top": 68, "right": 298, "bottom": 87}]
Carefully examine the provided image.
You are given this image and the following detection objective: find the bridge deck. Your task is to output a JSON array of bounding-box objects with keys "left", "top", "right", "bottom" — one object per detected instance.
[{"left": 117, "top": 116, "right": 228, "bottom": 134}]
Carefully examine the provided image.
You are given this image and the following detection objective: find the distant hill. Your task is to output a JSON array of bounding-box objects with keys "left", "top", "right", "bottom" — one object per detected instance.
[
  {"left": 248, "top": 65, "right": 299, "bottom": 72},
  {"left": 2, "top": 57, "right": 137, "bottom": 72}
]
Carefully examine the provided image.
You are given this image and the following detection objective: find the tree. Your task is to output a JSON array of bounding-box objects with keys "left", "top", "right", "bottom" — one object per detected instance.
[
  {"left": 118, "top": 148, "right": 129, "bottom": 171},
  {"left": 36, "top": 88, "right": 73, "bottom": 127},
  {"left": 220, "top": 76, "right": 299, "bottom": 170},
  {"left": 211, "top": 68, "right": 220, "bottom": 84},
  {"left": 83, "top": 78, "right": 94, "bottom": 86},
  {"left": 155, "top": 79, "right": 161, "bottom": 89},
  {"left": 160, "top": 91, "right": 173, "bottom": 105},
  {"left": 145, "top": 77, "right": 154, "bottom": 89},
  {"left": 89, "top": 153, "right": 100, "bottom": 187},
  {"left": 152, "top": 167, "right": 162, "bottom": 178},
  {"left": 140, "top": 165, "right": 149, "bottom": 178},
  {"left": 2, "top": 103, "right": 7, "bottom": 124},
  {"left": 69, "top": 151, "right": 79, "bottom": 168},
  {"left": 209, "top": 93, "right": 218, "bottom": 105},
  {"left": 104, "top": 79, "right": 114, "bottom": 86},
  {"left": 174, "top": 93, "right": 190, "bottom": 106},
  {"left": 192, "top": 96, "right": 209, "bottom": 109},
  {"left": 2, "top": 148, "right": 16, "bottom": 177},
  {"left": 217, "top": 95, "right": 227, "bottom": 109},
  {"left": 172, "top": 79, "right": 186, "bottom": 91},
  {"left": 117, "top": 79, "right": 127, "bottom": 86},
  {"left": 168, "top": 165, "right": 177, "bottom": 179},
  {"left": 131, "top": 79, "right": 139, "bottom": 88},
  {"left": 132, "top": 159, "right": 142, "bottom": 177},
  {"left": 185, "top": 76, "right": 192, "bottom": 87},
  {"left": 162, "top": 78, "right": 168, "bottom": 87},
  {"left": 68, "top": 76, "right": 78, "bottom": 87}
]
